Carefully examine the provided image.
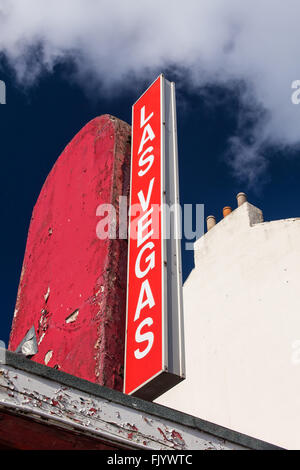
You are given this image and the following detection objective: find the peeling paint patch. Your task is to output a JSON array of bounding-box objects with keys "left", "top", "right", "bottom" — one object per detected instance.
[
  {"left": 44, "top": 287, "right": 50, "bottom": 303},
  {"left": 157, "top": 427, "right": 186, "bottom": 448},
  {"left": 158, "top": 427, "right": 168, "bottom": 441},
  {"left": 15, "top": 326, "right": 38, "bottom": 357},
  {"left": 65, "top": 309, "right": 79, "bottom": 324},
  {"left": 37, "top": 309, "right": 50, "bottom": 340},
  {"left": 127, "top": 423, "right": 138, "bottom": 431},
  {"left": 44, "top": 350, "right": 53, "bottom": 365},
  {"left": 38, "top": 332, "right": 46, "bottom": 346},
  {"left": 171, "top": 430, "right": 186, "bottom": 447}
]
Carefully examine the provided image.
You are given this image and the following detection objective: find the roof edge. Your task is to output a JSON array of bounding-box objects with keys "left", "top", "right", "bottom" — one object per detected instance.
[{"left": 3, "top": 350, "right": 283, "bottom": 450}]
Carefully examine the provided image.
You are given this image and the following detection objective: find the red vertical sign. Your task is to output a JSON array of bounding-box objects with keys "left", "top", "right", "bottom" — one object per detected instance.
[{"left": 124, "top": 76, "right": 163, "bottom": 396}]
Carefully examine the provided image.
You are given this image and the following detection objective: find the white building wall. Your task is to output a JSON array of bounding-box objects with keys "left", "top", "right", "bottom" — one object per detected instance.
[{"left": 156, "top": 202, "right": 300, "bottom": 449}]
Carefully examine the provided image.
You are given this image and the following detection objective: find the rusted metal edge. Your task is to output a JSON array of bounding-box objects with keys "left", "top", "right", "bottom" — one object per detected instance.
[{"left": 3, "top": 350, "right": 282, "bottom": 450}]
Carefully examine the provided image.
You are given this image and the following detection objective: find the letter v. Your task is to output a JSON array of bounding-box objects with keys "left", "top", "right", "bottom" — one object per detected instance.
[{"left": 138, "top": 177, "right": 155, "bottom": 212}]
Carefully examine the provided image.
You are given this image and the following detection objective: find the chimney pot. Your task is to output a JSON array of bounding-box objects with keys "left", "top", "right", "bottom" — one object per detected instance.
[
  {"left": 236, "top": 192, "right": 247, "bottom": 207},
  {"left": 223, "top": 206, "right": 232, "bottom": 218},
  {"left": 206, "top": 215, "right": 216, "bottom": 231}
]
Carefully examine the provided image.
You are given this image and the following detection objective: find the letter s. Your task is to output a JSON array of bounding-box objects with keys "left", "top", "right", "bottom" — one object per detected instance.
[
  {"left": 138, "top": 146, "right": 154, "bottom": 177},
  {"left": 134, "top": 317, "right": 154, "bottom": 359}
]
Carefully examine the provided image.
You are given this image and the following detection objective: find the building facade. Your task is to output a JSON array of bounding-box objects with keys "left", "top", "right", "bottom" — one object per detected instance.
[{"left": 157, "top": 201, "right": 300, "bottom": 449}]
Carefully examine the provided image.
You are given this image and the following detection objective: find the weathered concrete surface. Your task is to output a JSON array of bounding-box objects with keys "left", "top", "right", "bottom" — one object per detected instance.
[
  {"left": 0, "top": 351, "right": 280, "bottom": 450},
  {"left": 9, "top": 115, "right": 131, "bottom": 391}
]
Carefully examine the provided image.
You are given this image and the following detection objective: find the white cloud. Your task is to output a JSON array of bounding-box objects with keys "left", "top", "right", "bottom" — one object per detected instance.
[{"left": 1, "top": 0, "right": 300, "bottom": 186}]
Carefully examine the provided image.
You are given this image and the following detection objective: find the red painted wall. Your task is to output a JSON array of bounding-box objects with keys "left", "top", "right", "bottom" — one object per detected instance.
[{"left": 9, "top": 115, "right": 131, "bottom": 391}]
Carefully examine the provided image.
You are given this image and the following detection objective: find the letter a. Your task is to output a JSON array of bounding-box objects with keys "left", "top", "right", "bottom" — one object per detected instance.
[
  {"left": 134, "top": 279, "right": 155, "bottom": 321},
  {"left": 138, "top": 124, "right": 155, "bottom": 155}
]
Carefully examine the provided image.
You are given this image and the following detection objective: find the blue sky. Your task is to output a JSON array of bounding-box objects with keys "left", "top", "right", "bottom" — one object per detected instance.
[{"left": 1, "top": 0, "right": 300, "bottom": 345}]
